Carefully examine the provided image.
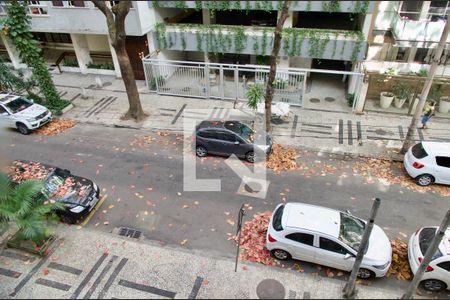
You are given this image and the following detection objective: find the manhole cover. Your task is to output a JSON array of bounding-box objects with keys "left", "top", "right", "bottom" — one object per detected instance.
[
  {"left": 256, "top": 279, "right": 285, "bottom": 299},
  {"left": 244, "top": 182, "right": 262, "bottom": 193},
  {"left": 309, "top": 98, "right": 320, "bottom": 103},
  {"left": 325, "top": 97, "right": 335, "bottom": 102}
]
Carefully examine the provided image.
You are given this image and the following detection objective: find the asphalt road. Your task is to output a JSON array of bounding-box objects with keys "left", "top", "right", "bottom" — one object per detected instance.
[{"left": 1, "top": 123, "right": 449, "bottom": 296}]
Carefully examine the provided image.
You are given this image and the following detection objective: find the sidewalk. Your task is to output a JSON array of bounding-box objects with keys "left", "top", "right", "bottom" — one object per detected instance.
[
  {"left": 0, "top": 225, "right": 415, "bottom": 299},
  {"left": 52, "top": 72, "right": 450, "bottom": 160}
]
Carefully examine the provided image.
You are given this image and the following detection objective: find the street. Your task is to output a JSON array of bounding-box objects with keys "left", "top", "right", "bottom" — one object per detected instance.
[{"left": 1, "top": 123, "right": 449, "bottom": 296}]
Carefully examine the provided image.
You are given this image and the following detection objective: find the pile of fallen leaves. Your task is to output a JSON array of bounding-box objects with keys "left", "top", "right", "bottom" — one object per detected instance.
[
  {"left": 387, "top": 239, "right": 412, "bottom": 281},
  {"left": 352, "top": 158, "right": 450, "bottom": 197},
  {"left": 9, "top": 161, "right": 53, "bottom": 182},
  {"left": 235, "top": 211, "right": 275, "bottom": 265},
  {"left": 266, "top": 144, "right": 298, "bottom": 173},
  {"left": 34, "top": 119, "right": 76, "bottom": 136}
]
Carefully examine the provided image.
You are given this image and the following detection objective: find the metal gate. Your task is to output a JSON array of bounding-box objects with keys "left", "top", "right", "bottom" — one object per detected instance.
[{"left": 143, "top": 58, "right": 306, "bottom": 106}]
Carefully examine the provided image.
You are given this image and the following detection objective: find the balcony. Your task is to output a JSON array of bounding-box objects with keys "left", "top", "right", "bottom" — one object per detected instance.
[
  {"left": 153, "top": 24, "right": 366, "bottom": 61},
  {"left": 151, "top": 1, "right": 374, "bottom": 14},
  {"left": 391, "top": 13, "right": 450, "bottom": 47}
]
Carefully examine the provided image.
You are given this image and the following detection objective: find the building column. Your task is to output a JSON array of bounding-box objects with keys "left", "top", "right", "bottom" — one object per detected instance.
[
  {"left": 419, "top": 1, "right": 431, "bottom": 21},
  {"left": 354, "top": 78, "right": 369, "bottom": 114},
  {"left": 0, "top": 32, "right": 22, "bottom": 69},
  {"left": 107, "top": 35, "right": 122, "bottom": 78},
  {"left": 70, "top": 34, "right": 92, "bottom": 74},
  {"left": 202, "top": 9, "right": 212, "bottom": 62}
]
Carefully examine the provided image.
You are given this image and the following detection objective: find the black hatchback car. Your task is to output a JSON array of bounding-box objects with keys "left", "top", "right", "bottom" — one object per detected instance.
[
  {"left": 10, "top": 160, "right": 100, "bottom": 224},
  {"left": 194, "top": 120, "right": 273, "bottom": 162}
]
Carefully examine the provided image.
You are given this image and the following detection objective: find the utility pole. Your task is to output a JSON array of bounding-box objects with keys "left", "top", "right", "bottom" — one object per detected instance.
[
  {"left": 343, "top": 198, "right": 381, "bottom": 299},
  {"left": 401, "top": 209, "right": 450, "bottom": 299},
  {"left": 401, "top": 13, "right": 450, "bottom": 154}
]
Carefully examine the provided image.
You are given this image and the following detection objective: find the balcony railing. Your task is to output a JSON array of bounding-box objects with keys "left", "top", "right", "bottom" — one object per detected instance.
[
  {"left": 151, "top": 1, "right": 374, "bottom": 14},
  {"left": 153, "top": 23, "right": 366, "bottom": 62},
  {"left": 0, "top": 1, "right": 48, "bottom": 16}
]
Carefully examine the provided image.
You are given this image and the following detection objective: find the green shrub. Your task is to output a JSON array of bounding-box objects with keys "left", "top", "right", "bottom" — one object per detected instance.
[
  {"left": 347, "top": 93, "right": 355, "bottom": 107},
  {"left": 392, "top": 82, "right": 412, "bottom": 100},
  {"left": 149, "top": 76, "right": 165, "bottom": 91},
  {"left": 63, "top": 59, "right": 79, "bottom": 67},
  {"left": 416, "top": 68, "right": 428, "bottom": 77},
  {"left": 86, "top": 62, "right": 114, "bottom": 70}
]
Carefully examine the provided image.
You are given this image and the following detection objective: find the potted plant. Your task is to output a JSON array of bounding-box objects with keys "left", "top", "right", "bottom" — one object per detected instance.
[
  {"left": 380, "top": 91, "right": 394, "bottom": 109},
  {"left": 0, "top": 173, "right": 64, "bottom": 256},
  {"left": 438, "top": 96, "right": 450, "bottom": 114},
  {"left": 392, "top": 82, "right": 412, "bottom": 109}
]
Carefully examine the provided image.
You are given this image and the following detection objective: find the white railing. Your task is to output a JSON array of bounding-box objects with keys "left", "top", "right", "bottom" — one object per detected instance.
[
  {"left": 392, "top": 13, "right": 450, "bottom": 44},
  {"left": 26, "top": 1, "right": 48, "bottom": 15}
]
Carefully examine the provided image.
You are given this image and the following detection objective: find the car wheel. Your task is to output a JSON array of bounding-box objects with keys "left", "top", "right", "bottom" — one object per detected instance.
[
  {"left": 416, "top": 174, "right": 435, "bottom": 186},
  {"left": 421, "top": 279, "right": 447, "bottom": 292},
  {"left": 245, "top": 151, "right": 255, "bottom": 163},
  {"left": 357, "top": 268, "right": 374, "bottom": 279},
  {"left": 17, "top": 123, "right": 30, "bottom": 135},
  {"left": 196, "top": 146, "right": 207, "bottom": 157},
  {"left": 270, "top": 249, "right": 291, "bottom": 261},
  {"left": 59, "top": 214, "right": 76, "bottom": 224}
]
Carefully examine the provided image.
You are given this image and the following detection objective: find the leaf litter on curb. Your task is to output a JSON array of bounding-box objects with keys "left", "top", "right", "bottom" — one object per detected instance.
[
  {"left": 265, "top": 144, "right": 298, "bottom": 173},
  {"left": 34, "top": 119, "right": 76, "bottom": 136},
  {"left": 387, "top": 239, "right": 412, "bottom": 281}
]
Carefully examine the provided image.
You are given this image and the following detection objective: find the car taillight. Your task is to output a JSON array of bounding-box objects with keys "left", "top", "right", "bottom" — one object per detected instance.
[
  {"left": 267, "top": 234, "right": 277, "bottom": 243},
  {"left": 418, "top": 257, "right": 434, "bottom": 272},
  {"left": 192, "top": 135, "right": 196, "bottom": 141},
  {"left": 412, "top": 162, "right": 424, "bottom": 169}
]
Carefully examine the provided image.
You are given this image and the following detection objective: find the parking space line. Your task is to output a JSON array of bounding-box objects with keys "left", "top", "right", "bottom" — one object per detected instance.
[
  {"left": 0, "top": 267, "right": 21, "bottom": 278},
  {"left": 118, "top": 279, "right": 176, "bottom": 299},
  {"left": 80, "top": 194, "right": 107, "bottom": 227},
  {"left": 35, "top": 278, "right": 71, "bottom": 291}
]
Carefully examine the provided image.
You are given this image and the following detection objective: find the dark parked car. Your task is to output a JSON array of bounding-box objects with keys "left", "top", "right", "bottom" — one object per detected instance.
[
  {"left": 10, "top": 160, "right": 100, "bottom": 224},
  {"left": 194, "top": 120, "right": 273, "bottom": 163}
]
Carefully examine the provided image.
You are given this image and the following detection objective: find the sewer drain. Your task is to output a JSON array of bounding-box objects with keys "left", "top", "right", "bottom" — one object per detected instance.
[
  {"left": 256, "top": 279, "right": 285, "bottom": 299},
  {"left": 118, "top": 227, "right": 142, "bottom": 239},
  {"left": 244, "top": 182, "right": 262, "bottom": 194},
  {"left": 309, "top": 98, "right": 320, "bottom": 103}
]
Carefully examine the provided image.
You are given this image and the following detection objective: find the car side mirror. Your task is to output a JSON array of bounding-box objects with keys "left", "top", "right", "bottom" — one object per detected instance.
[
  {"left": 344, "top": 253, "right": 354, "bottom": 260},
  {"left": 234, "top": 141, "right": 240, "bottom": 145}
]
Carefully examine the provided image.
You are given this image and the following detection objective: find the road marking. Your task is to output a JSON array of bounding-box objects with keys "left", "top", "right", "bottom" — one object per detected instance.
[
  {"left": 0, "top": 267, "right": 21, "bottom": 278},
  {"left": 398, "top": 125, "right": 404, "bottom": 140},
  {"left": 98, "top": 258, "right": 128, "bottom": 299},
  {"left": 188, "top": 276, "right": 203, "bottom": 299},
  {"left": 80, "top": 194, "right": 107, "bottom": 227},
  {"left": 118, "top": 279, "right": 177, "bottom": 299},
  {"left": 48, "top": 262, "right": 82, "bottom": 275},
  {"left": 290, "top": 115, "right": 298, "bottom": 138},
  {"left": 0, "top": 250, "right": 36, "bottom": 262},
  {"left": 357, "top": 121, "right": 362, "bottom": 145},
  {"left": 70, "top": 253, "right": 109, "bottom": 299},
  {"left": 417, "top": 127, "right": 424, "bottom": 141},
  {"left": 171, "top": 104, "right": 187, "bottom": 125},
  {"left": 83, "top": 255, "right": 118, "bottom": 299},
  {"left": 35, "top": 278, "right": 71, "bottom": 291},
  {"left": 347, "top": 120, "right": 353, "bottom": 145},
  {"left": 94, "top": 97, "right": 117, "bottom": 116},
  {"left": 338, "top": 119, "right": 343, "bottom": 144}
]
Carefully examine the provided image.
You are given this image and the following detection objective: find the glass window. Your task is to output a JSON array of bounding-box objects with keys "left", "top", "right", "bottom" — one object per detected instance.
[
  {"left": 437, "top": 261, "right": 450, "bottom": 272},
  {"left": 5, "top": 98, "right": 33, "bottom": 114},
  {"left": 320, "top": 237, "right": 349, "bottom": 255},
  {"left": 436, "top": 156, "right": 450, "bottom": 168},
  {"left": 52, "top": 0, "right": 63, "bottom": 6},
  {"left": 412, "top": 143, "right": 428, "bottom": 159},
  {"left": 199, "top": 130, "right": 218, "bottom": 139},
  {"left": 272, "top": 205, "right": 284, "bottom": 231},
  {"left": 419, "top": 228, "right": 443, "bottom": 260},
  {"left": 286, "top": 233, "right": 314, "bottom": 246},
  {"left": 219, "top": 132, "right": 236, "bottom": 142},
  {"left": 339, "top": 213, "right": 365, "bottom": 251},
  {"left": 224, "top": 121, "right": 254, "bottom": 143},
  {"left": 399, "top": 1, "right": 422, "bottom": 20},
  {"left": 414, "top": 48, "right": 431, "bottom": 63},
  {"left": 68, "top": 1, "right": 85, "bottom": 7},
  {"left": 396, "top": 47, "right": 409, "bottom": 62}
]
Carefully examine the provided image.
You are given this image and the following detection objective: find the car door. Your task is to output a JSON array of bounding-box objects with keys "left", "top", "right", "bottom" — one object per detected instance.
[
  {"left": 283, "top": 231, "right": 316, "bottom": 263},
  {"left": 434, "top": 156, "right": 450, "bottom": 184},
  {"left": 315, "top": 236, "right": 355, "bottom": 271},
  {"left": 0, "top": 105, "right": 13, "bottom": 128},
  {"left": 198, "top": 129, "right": 222, "bottom": 154},
  {"left": 218, "top": 131, "right": 244, "bottom": 157},
  {"left": 430, "top": 259, "right": 450, "bottom": 285}
]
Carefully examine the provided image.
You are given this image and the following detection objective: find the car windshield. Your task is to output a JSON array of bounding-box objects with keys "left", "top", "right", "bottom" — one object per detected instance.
[
  {"left": 419, "top": 228, "right": 443, "bottom": 260},
  {"left": 5, "top": 97, "right": 33, "bottom": 114},
  {"left": 42, "top": 170, "right": 91, "bottom": 204},
  {"left": 338, "top": 213, "right": 365, "bottom": 251},
  {"left": 224, "top": 121, "right": 254, "bottom": 143},
  {"left": 412, "top": 143, "right": 428, "bottom": 159}
]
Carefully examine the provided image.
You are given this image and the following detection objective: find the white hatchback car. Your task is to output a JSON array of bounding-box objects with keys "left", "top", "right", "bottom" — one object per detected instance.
[
  {"left": 408, "top": 227, "right": 450, "bottom": 292},
  {"left": 404, "top": 142, "right": 450, "bottom": 186},
  {"left": 266, "top": 203, "right": 392, "bottom": 279},
  {"left": 0, "top": 93, "right": 52, "bottom": 135}
]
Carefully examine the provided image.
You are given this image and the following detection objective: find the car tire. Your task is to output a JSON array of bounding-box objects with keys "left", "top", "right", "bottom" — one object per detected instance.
[
  {"left": 196, "top": 146, "right": 207, "bottom": 157},
  {"left": 421, "top": 279, "right": 447, "bottom": 292},
  {"left": 357, "top": 268, "right": 374, "bottom": 279},
  {"left": 17, "top": 123, "right": 30, "bottom": 135},
  {"left": 270, "top": 249, "right": 291, "bottom": 261},
  {"left": 59, "top": 214, "right": 76, "bottom": 224},
  {"left": 245, "top": 151, "right": 255, "bottom": 163},
  {"left": 416, "top": 174, "right": 435, "bottom": 186}
]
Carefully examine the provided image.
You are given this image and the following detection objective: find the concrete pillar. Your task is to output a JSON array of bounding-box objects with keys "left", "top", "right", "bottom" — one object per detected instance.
[
  {"left": 107, "top": 35, "right": 122, "bottom": 78},
  {"left": 362, "top": 13, "right": 372, "bottom": 39},
  {"left": 0, "top": 32, "right": 22, "bottom": 69},
  {"left": 70, "top": 34, "right": 92, "bottom": 74},
  {"left": 407, "top": 45, "right": 418, "bottom": 63},
  {"left": 419, "top": 1, "right": 431, "bottom": 21},
  {"left": 202, "top": 9, "right": 211, "bottom": 62},
  {"left": 355, "top": 80, "right": 369, "bottom": 113}
]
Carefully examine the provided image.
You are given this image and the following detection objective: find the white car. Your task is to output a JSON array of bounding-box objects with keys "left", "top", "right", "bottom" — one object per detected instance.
[
  {"left": 266, "top": 203, "right": 392, "bottom": 279},
  {"left": 408, "top": 227, "right": 450, "bottom": 292},
  {"left": 0, "top": 93, "right": 52, "bottom": 135},
  {"left": 404, "top": 142, "right": 450, "bottom": 186}
]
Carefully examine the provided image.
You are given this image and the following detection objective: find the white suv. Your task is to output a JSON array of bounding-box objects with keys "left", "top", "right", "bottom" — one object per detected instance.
[
  {"left": 0, "top": 93, "right": 52, "bottom": 135},
  {"left": 404, "top": 142, "right": 450, "bottom": 186},
  {"left": 408, "top": 227, "right": 450, "bottom": 292},
  {"left": 266, "top": 203, "right": 392, "bottom": 279}
]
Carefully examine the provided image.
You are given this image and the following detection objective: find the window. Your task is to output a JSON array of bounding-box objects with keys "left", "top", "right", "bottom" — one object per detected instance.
[
  {"left": 419, "top": 228, "right": 443, "bottom": 260},
  {"left": 339, "top": 213, "right": 365, "bottom": 251},
  {"left": 5, "top": 98, "right": 33, "bottom": 114},
  {"left": 32, "top": 32, "right": 72, "bottom": 44},
  {"left": 414, "top": 48, "right": 431, "bottom": 63},
  {"left": 219, "top": 132, "right": 236, "bottom": 142},
  {"left": 436, "top": 156, "right": 450, "bottom": 168},
  {"left": 199, "top": 130, "right": 218, "bottom": 139},
  {"left": 428, "top": 1, "right": 449, "bottom": 21},
  {"left": 395, "top": 47, "right": 410, "bottom": 62},
  {"left": 398, "top": 1, "right": 422, "bottom": 21},
  {"left": 412, "top": 143, "right": 428, "bottom": 159},
  {"left": 51, "top": 0, "right": 63, "bottom": 6},
  {"left": 272, "top": 205, "right": 284, "bottom": 231},
  {"left": 286, "top": 233, "right": 314, "bottom": 246},
  {"left": 224, "top": 121, "right": 254, "bottom": 143},
  {"left": 0, "top": 105, "right": 7, "bottom": 114},
  {"left": 319, "top": 237, "right": 349, "bottom": 255},
  {"left": 437, "top": 261, "right": 450, "bottom": 272},
  {"left": 68, "top": 1, "right": 85, "bottom": 7},
  {"left": 27, "top": 1, "right": 47, "bottom": 15}
]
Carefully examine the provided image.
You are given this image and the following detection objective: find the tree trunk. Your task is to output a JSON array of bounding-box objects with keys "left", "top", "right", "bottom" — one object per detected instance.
[
  {"left": 116, "top": 47, "right": 147, "bottom": 121},
  {"left": 264, "top": 0, "right": 290, "bottom": 133},
  {"left": 400, "top": 14, "right": 450, "bottom": 154}
]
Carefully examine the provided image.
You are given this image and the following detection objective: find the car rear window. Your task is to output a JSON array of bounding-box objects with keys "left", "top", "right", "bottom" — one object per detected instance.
[
  {"left": 272, "top": 205, "right": 284, "bottom": 231},
  {"left": 419, "top": 228, "right": 443, "bottom": 260},
  {"left": 412, "top": 143, "right": 428, "bottom": 159}
]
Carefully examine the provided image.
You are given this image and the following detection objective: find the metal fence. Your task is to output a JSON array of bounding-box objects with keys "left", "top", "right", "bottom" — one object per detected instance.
[{"left": 143, "top": 58, "right": 306, "bottom": 106}]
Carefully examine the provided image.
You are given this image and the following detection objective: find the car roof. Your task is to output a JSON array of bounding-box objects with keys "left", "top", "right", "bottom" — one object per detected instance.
[
  {"left": 421, "top": 142, "right": 450, "bottom": 156},
  {"left": 282, "top": 203, "right": 341, "bottom": 238},
  {"left": 197, "top": 120, "right": 242, "bottom": 130},
  {"left": 0, "top": 93, "right": 19, "bottom": 104}
]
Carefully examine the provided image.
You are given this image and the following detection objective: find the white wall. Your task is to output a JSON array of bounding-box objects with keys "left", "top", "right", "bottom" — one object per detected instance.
[
  {"left": 373, "top": 1, "right": 398, "bottom": 30},
  {"left": 86, "top": 35, "right": 110, "bottom": 52},
  {"left": 363, "top": 61, "right": 450, "bottom": 77}
]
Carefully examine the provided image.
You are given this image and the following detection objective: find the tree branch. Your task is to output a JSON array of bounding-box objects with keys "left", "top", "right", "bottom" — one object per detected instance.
[{"left": 92, "top": 0, "right": 117, "bottom": 47}]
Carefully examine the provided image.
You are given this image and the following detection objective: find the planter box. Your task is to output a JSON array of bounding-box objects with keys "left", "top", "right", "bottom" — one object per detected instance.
[
  {"left": 7, "top": 233, "right": 56, "bottom": 257},
  {"left": 439, "top": 97, "right": 450, "bottom": 114},
  {"left": 61, "top": 103, "right": 74, "bottom": 114},
  {"left": 61, "top": 66, "right": 81, "bottom": 73}
]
